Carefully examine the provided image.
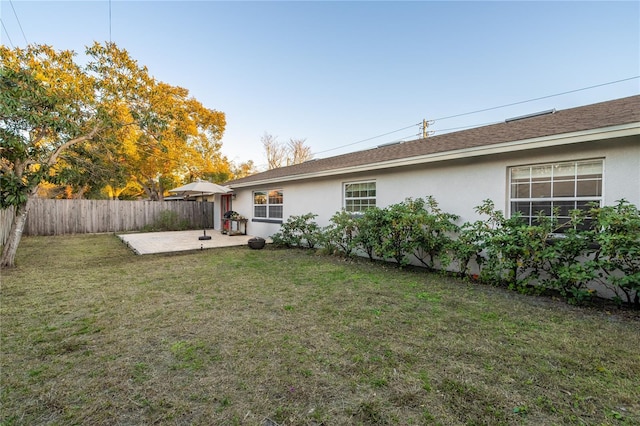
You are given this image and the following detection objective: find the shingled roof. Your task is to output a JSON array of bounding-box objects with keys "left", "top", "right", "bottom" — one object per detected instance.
[{"left": 229, "top": 95, "right": 640, "bottom": 187}]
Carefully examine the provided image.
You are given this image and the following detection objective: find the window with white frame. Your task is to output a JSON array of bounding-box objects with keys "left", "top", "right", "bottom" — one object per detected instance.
[
  {"left": 253, "top": 189, "right": 283, "bottom": 220},
  {"left": 509, "top": 159, "right": 603, "bottom": 227},
  {"left": 344, "top": 181, "right": 376, "bottom": 213}
]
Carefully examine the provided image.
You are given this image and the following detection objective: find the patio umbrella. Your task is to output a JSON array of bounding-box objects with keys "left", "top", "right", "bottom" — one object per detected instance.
[
  {"left": 169, "top": 180, "right": 232, "bottom": 240},
  {"left": 169, "top": 180, "right": 232, "bottom": 197}
]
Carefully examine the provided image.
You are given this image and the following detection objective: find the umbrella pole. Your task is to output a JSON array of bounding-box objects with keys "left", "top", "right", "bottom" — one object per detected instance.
[{"left": 198, "top": 193, "right": 211, "bottom": 240}]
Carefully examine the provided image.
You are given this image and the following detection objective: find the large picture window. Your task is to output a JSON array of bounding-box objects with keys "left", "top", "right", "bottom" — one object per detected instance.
[
  {"left": 509, "top": 159, "right": 603, "bottom": 227},
  {"left": 344, "top": 181, "right": 376, "bottom": 213},
  {"left": 253, "top": 189, "right": 283, "bottom": 220}
]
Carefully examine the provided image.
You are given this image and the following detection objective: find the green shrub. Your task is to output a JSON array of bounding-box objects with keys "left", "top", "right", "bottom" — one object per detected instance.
[
  {"left": 353, "top": 207, "right": 386, "bottom": 261},
  {"left": 591, "top": 199, "right": 640, "bottom": 307},
  {"left": 464, "top": 199, "right": 638, "bottom": 306},
  {"left": 271, "top": 213, "right": 321, "bottom": 248},
  {"left": 540, "top": 209, "right": 599, "bottom": 304},
  {"left": 451, "top": 218, "right": 488, "bottom": 278},
  {"left": 470, "top": 200, "right": 550, "bottom": 293},
  {"left": 375, "top": 199, "right": 425, "bottom": 267},
  {"left": 411, "top": 196, "right": 459, "bottom": 271},
  {"left": 144, "top": 210, "right": 190, "bottom": 232},
  {"left": 322, "top": 210, "right": 359, "bottom": 257}
]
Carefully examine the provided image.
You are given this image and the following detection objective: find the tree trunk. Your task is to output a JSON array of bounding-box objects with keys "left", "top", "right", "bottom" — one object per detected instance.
[
  {"left": 1, "top": 198, "right": 31, "bottom": 268},
  {"left": 74, "top": 185, "right": 89, "bottom": 199}
]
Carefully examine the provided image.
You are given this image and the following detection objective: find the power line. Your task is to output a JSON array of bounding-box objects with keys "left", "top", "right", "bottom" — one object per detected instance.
[
  {"left": 1, "top": 19, "right": 15, "bottom": 48},
  {"left": 8, "top": 0, "right": 28, "bottom": 45},
  {"left": 313, "top": 122, "right": 421, "bottom": 155},
  {"left": 312, "top": 76, "right": 640, "bottom": 157},
  {"left": 432, "top": 76, "right": 640, "bottom": 121}
]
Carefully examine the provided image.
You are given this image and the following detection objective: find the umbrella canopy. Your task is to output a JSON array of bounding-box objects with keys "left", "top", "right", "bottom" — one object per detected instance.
[
  {"left": 169, "top": 180, "right": 230, "bottom": 240},
  {"left": 169, "top": 180, "right": 232, "bottom": 196}
]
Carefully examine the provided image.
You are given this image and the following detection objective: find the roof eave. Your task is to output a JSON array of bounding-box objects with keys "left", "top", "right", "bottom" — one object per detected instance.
[{"left": 229, "top": 123, "right": 640, "bottom": 189}]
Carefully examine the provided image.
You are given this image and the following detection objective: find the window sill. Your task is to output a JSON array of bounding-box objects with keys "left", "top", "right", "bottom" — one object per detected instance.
[{"left": 252, "top": 218, "right": 283, "bottom": 224}]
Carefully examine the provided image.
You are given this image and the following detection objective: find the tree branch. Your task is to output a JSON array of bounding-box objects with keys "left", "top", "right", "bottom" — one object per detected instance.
[
  {"left": 47, "top": 124, "right": 102, "bottom": 167},
  {"left": 31, "top": 128, "right": 49, "bottom": 147}
]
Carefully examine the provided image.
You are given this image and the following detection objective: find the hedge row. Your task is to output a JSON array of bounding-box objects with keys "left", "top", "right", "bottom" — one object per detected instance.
[{"left": 271, "top": 197, "right": 640, "bottom": 307}]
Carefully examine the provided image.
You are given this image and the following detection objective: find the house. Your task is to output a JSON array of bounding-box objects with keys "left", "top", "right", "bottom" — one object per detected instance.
[{"left": 219, "top": 95, "right": 639, "bottom": 239}]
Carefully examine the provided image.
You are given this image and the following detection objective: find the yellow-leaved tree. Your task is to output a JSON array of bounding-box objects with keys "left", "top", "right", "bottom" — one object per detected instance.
[
  {"left": 85, "top": 43, "right": 229, "bottom": 201},
  {"left": 1, "top": 42, "right": 228, "bottom": 267}
]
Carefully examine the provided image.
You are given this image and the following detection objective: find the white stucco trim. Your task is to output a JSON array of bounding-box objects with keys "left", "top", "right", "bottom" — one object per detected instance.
[{"left": 229, "top": 123, "right": 639, "bottom": 189}]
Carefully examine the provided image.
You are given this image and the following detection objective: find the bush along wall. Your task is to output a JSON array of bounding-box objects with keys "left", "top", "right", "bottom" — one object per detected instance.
[
  {"left": 274, "top": 197, "right": 640, "bottom": 308},
  {"left": 271, "top": 213, "right": 322, "bottom": 249}
]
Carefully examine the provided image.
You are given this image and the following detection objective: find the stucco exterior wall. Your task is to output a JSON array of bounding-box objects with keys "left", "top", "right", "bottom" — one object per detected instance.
[{"left": 229, "top": 136, "right": 639, "bottom": 239}]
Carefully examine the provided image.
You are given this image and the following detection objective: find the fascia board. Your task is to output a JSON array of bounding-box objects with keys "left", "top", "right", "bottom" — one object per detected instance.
[{"left": 229, "top": 123, "right": 640, "bottom": 189}]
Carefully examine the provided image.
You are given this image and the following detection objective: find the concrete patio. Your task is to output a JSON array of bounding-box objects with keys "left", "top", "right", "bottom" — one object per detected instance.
[{"left": 118, "top": 229, "right": 264, "bottom": 255}]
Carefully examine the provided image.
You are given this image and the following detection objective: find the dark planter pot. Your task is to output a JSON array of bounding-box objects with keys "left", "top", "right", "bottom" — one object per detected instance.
[{"left": 248, "top": 237, "right": 266, "bottom": 250}]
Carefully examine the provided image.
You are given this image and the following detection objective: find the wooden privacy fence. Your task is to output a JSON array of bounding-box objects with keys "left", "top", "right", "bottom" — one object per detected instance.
[{"left": 1, "top": 199, "right": 215, "bottom": 243}]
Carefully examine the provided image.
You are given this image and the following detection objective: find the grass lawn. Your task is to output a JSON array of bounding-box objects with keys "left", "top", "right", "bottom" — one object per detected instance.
[{"left": 1, "top": 234, "right": 639, "bottom": 425}]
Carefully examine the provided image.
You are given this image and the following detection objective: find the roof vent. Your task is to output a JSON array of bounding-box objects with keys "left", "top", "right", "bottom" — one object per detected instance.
[
  {"left": 505, "top": 109, "right": 556, "bottom": 123},
  {"left": 376, "top": 141, "right": 402, "bottom": 148}
]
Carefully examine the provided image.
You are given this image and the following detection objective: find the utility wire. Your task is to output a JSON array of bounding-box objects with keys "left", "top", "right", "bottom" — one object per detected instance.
[
  {"left": 314, "top": 122, "right": 421, "bottom": 155},
  {"left": 8, "top": 0, "right": 27, "bottom": 45},
  {"left": 313, "top": 76, "right": 640, "bottom": 157},
  {"left": 432, "top": 76, "right": 640, "bottom": 121},
  {"left": 1, "top": 18, "right": 15, "bottom": 47}
]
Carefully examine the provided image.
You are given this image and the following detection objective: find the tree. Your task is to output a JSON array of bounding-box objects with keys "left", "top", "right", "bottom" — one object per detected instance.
[
  {"left": 1, "top": 45, "right": 102, "bottom": 268},
  {"left": 262, "top": 132, "right": 287, "bottom": 169},
  {"left": 262, "top": 133, "right": 313, "bottom": 170},
  {"left": 231, "top": 160, "right": 257, "bottom": 179},
  {"left": 84, "top": 43, "right": 228, "bottom": 200},
  {"left": 1, "top": 42, "right": 228, "bottom": 267},
  {"left": 287, "top": 138, "right": 313, "bottom": 165},
  {"left": 49, "top": 140, "right": 132, "bottom": 199},
  {"left": 107, "top": 81, "right": 227, "bottom": 200}
]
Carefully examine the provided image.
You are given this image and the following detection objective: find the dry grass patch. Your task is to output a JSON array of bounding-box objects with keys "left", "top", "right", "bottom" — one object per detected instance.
[{"left": 1, "top": 234, "right": 639, "bottom": 425}]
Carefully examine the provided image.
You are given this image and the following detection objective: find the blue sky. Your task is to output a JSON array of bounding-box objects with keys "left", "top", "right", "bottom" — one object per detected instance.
[{"left": 1, "top": 1, "right": 639, "bottom": 169}]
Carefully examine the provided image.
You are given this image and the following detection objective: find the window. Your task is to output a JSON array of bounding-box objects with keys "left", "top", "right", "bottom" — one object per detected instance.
[
  {"left": 344, "top": 181, "right": 376, "bottom": 213},
  {"left": 509, "top": 160, "right": 603, "bottom": 227},
  {"left": 253, "top": 189, "right": 283, "bottom": 220}
]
